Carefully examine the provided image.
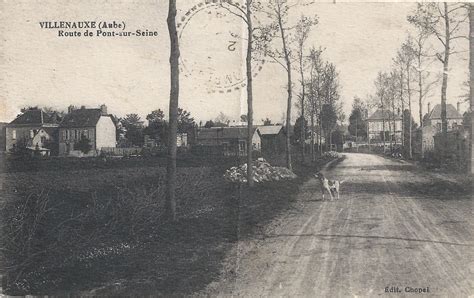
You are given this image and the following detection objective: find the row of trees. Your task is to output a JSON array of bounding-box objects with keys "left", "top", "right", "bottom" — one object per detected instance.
[
  {"left": 116, "top": 108, "right": 195, "bottom": 147},
  {"left": 163, "top": 0, "right": 345, "bottom": 218},
  {"left": 349, "top": 2, "right": 469, "bottom": 159}
]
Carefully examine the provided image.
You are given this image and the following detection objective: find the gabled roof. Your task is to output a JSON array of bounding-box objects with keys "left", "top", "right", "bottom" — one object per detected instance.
[
  {"left": 367, "top": 108, "right": 402, "bottom": 121},
  {"left": 60, "top": 108, "right": 102, "bottom": 128},
  {"left": 427, "top": 104, "right": 462, "bottom": 120},
  {"left": 9, "top": 109, "right": 59, "bottom": 125},
  {"left": 257, "top": 125, "right": 284, "bottom": 135},
  {"left": 197, "top": 127, "right": 258, "bottom": 140}
]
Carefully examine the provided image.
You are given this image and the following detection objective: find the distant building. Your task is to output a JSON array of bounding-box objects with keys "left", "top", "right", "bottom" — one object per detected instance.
[
  {"left": 415, "top": 103, "right": 464, "bottom": 156},
  {"left": 195, "top": 127, "right": 261, "bottom": 156},
  {"left": 5, "top": 109, "right": 60, "bottom": 152},
  {"left": 367, "top": 108, "right": 402, "bottom": 144},
  {"left": 58, "top": 105, "right": 116, "bottom": 156},
  {"left": 0, "top": 122, "right": 7, "bottom": 151},
  {"left": 424, "top": 103, "right": 463, "bottom": 132},
  {"left": 258, "top": 125, "right": 286, "bottom": 154}
]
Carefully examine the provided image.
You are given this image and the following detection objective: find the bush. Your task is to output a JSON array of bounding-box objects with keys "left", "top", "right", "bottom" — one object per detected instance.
[{"left": 74, "top": 137, "right": 92, "bottom": 154}]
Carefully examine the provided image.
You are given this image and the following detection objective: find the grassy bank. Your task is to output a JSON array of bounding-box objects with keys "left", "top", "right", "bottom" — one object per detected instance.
[{"left": 0, "top": 153, "right": 338, "bottom": 296}]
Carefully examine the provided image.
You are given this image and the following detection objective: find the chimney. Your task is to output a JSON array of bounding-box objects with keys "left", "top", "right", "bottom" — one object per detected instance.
[
  {"left": 457, "top": 102, "right": 460, "bottom": 113},
  {"left": 427, "top": 102, "right": 431, "bottom": 114},
  {"left": 68, "top": 105, "right": 75, "bottom": 114},
  {"left": 100, "top": 104, "right": 107, "bottom": 115},
  {"left": 81, "top": 105, "right": 86, "bottom": 109}
]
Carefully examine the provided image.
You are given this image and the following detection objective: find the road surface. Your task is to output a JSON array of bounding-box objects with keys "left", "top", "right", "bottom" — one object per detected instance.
[{"left": 206, "top": 153, "right": 473, "bottom": 297}]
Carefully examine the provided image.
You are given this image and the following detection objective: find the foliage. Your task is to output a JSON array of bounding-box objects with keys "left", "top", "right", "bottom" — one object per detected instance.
[
  {"left": 348, "top": 107, "right": 367, "bottom": 139},
  {"left": 262, "top": 118, "right": 272, "bottom": 125},
  {"left": 177, "top": 108, "right": 196, "bottom": 133},
  {"left": 120, "top": 114, "right": 144, "bottom": 147},
  {"left": 292, "top": 116, "right": 309, "bottom": 145}
]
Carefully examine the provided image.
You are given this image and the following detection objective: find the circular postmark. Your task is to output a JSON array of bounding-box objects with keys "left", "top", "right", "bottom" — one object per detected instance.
[{"left": 178, "top": 0, "right": 265, "bottom": 94}]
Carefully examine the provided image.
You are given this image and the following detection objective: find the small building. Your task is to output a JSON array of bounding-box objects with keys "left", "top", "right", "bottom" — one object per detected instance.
[
  {"left": 424, "top": 103, "right": 463, "bottom": 132},
  {"left": 58, "top": 105, "right": 116, "bottom": 156},
  {"left": 0, "top": 122, "right": 7, "bottom": 151},
  {"left": 415, "top": 103, "right": 464, "bottom": 157},
  {"left": 195, "top": 127, "right": 261, "bottom": 156},
  {"left": 367, "top": 108, "right": 402, "bottom": 144},
  {"left": 258, "top": 125, "right": 286, "bottom": 154},
  {"left": 5, "top": 109, "right": 60, "bottom": 152}
]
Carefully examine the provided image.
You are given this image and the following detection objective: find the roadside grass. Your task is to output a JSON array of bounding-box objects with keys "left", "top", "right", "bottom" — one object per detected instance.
[{"left": 0, "top": 153, "right": 338, "bottom": 296}]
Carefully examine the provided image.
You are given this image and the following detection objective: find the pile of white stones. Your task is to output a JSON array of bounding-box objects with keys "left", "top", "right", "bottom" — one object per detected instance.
[{"left": 224, "top": 158, "right": 297, "bottom": 184}]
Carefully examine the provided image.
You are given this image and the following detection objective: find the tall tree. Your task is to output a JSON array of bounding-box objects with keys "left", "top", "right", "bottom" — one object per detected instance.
[
  {"left": 408, "top": 3, "right": 468, "bottom": 157},
  {"left": 267, "top": 0, "right": 294, "bottom": 170},
  {"left": 374, "top": 72, "right": 389, "bottom": 152},
  {"left": 306, "top": 47, "right": 324, "bottom": 159},
  {"left": 395, "top": 39, "right": 416, "bottom": 158},
  {"left": 295, "top": 15, "right": 318, "bottom": 162},
  {"left": 348, "top": 97, "right": 368, "bottom": 140},
  {"left": 470, "top": 3, "right": 473, "bottom": 174},
  {"left": 220, "top": 0, "right": 267, "bottom": 187},
  {"left": 121, "top": 113, "right": 144, "bottom": 147},
  {"left": 166, "top": 0, "right": 179, "bottom": 221}
]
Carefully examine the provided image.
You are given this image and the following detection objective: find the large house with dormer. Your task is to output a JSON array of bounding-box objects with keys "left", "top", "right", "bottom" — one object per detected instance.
[
  {"left": 5, "top": 108, "right": 61, "bottom": 154},
  {"left": 5, "top": 105, "right": 116, "bottom": 156},
  {"left": 58, "top": 105, "right": 116, "bottom": 156},
  {"left": 367, "top": 108, "right": 402, "bottom": 144}
]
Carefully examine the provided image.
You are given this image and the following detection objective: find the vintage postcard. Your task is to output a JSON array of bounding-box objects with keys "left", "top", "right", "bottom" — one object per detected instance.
[{"left": 0, "top": 0, "right": 472, "bottom": 296}]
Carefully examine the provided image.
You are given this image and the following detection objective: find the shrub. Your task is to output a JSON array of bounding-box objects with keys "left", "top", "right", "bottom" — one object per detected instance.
[{"left": 74, "top": 137, "right": 92, "bottom": 154}]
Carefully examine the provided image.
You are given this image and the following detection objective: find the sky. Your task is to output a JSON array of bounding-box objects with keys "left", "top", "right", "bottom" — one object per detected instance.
[{"left": 0, "top": 0, "right": 470, "bottom": 125}]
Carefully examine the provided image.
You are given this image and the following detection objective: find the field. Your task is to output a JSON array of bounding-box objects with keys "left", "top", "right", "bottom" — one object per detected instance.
[{"left": 0, "top": 153, "right": 337, "bottom": 295}]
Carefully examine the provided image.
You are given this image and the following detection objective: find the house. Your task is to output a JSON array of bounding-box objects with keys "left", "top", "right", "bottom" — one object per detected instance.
[
  {"left": 195, "top": 127, "right": 261, "bottom": 156},
  {"left": 5, "top": 109, "right": 60, "bottom": 153},
  {"left": 258, "top": 125, "right": 286, "bottom": 154},
  {"left": 0, "top": 122, "right": 7, "bottom": 151},
  {"left": 58, "top": 105, "right": 116, "bottom": 156},
  {"left": 424, "top": 103, "right": 463, "bottom": 132},
  {"left": 367, "top": 108, "right": 402, "bottom": 144},
  {"left": 414, "top": 103, "right": 464, "bottom": 156}
]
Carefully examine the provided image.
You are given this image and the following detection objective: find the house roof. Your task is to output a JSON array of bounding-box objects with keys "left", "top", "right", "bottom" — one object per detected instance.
[
  {"left": 60, "top": 108, "right": 103, "bottom": 128},
  {"left": 427, "top": 104, "right": 462, "bottom": 120},
  {"left": 257, "top": 125, "right": 283, "bottom": 135},
  {"left": 367, "top": 108, "right": 402, "bottom": 121},
  {"left": 9, "top": 109, "right": 59, "bottom": 125},
  {"left": 197, "top": 127, "right": 258, "bottom": 140}
]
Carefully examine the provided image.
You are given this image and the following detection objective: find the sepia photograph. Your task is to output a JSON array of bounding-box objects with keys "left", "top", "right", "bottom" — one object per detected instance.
[{"left": 0, "top": 0, "right": 472, "bottom": 296}]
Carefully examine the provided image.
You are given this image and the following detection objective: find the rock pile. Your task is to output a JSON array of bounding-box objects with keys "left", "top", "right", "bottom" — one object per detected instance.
[{"left": 223, "top": 158, "right": 297, "bottom": 183}]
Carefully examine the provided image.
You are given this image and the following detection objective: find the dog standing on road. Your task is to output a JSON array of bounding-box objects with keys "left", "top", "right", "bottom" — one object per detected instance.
[{"left": 314, "top": 172, "right": 344, "bottom": 201}]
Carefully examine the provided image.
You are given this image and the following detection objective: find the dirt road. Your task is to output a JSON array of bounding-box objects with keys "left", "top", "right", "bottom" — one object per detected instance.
[{"left": 206, "top": 153, "right": 473, "bottom": 297}]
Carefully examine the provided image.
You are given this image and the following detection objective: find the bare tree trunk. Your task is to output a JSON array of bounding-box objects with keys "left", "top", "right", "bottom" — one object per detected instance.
[
  {"left": 418, "top": 56, "right": 424, "bottom": 158},
  {"left": 381, "top": 102, "right": 386, "bottom": 153},
  {"left": 440, "top": 2, "right": 450, "bottom": 158},
  {"left": 311, "top": 112, "right": 315, "bottom": 161},
  {"left": 246, "top": 2, "right": 254, "bottom": 187},
  {"left": 299, "top": 61, "right": 306, "bottom": 163},
  {"left": 166, "top": 0, "right": 179, "bottom": 221},
  {"left": 470, "top": 3, "right": 474, "bottom": 174},
  {"left": 392, "top": 94, "right": 397, "bottom": 147},
  {"left": 400, "top": 69, "right": 405, "bottom": 148},
  {"left": 277, "top": 5, "right": 292, "bottom": 170},
  {"left": 407, "top": 66, "right": 413, "bottom": 159}
]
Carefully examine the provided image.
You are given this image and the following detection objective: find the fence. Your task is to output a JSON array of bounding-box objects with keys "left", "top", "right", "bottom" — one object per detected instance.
[{"left": 101, "top": 147, "right": 143, "bottom": 156}]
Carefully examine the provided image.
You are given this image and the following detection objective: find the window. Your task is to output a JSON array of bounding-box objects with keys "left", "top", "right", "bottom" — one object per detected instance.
[
  {"left": 30, "top": 130, "right": 34, "bottom": 138},
  {"left": 239, "top": 140, "right": 246, "bottom": 152},
  {"left": 62, "top": 130, "right": 67, "bottom": 141},
  {"left": 12, "top": 130, "right": 16, "bottom": 140}
]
